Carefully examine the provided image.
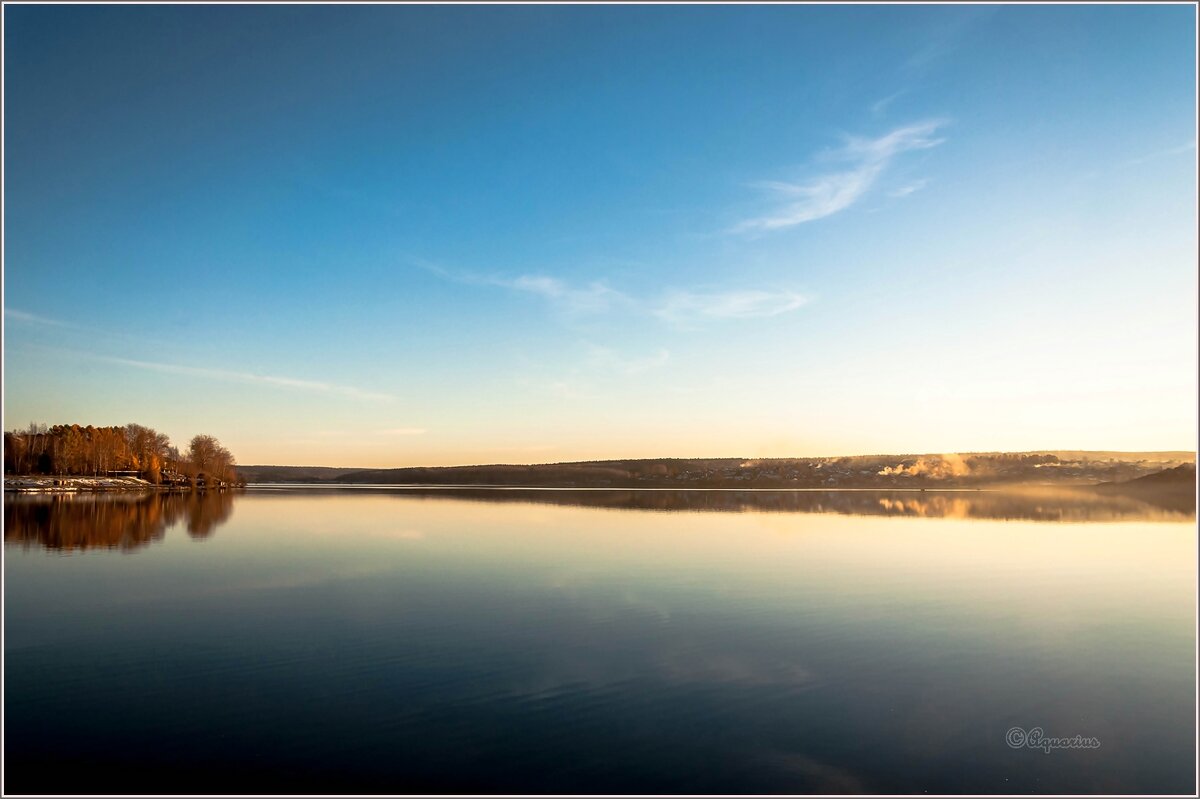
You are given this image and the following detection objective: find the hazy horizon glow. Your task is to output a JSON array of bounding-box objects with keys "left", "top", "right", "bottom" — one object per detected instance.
[{"left": 3, "top": 5, "right": 1196, "bottom": 467}]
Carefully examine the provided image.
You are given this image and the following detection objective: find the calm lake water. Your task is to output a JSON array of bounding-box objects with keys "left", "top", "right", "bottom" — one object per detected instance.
[{"left": 4, "top": 487, "right": 1196, "bottom": 794}]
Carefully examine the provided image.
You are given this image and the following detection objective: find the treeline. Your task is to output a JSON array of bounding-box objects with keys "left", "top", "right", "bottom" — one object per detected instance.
[{"left": 3, "top": 423, "right": 238, "bottom": 485}]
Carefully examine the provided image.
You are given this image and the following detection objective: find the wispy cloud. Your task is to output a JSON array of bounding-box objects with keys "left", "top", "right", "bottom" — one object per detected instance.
[
  {"left": 733, "top": 120, "right": 947, "bottom": 232},
  {"left": 585, "top": 344, "right": 670, "bottom": 376},
  {"left": 377, "top": 427, "right": 427, "bottom": 435},
  {"left": 870, "top": 90, "right": 906, "bottom": 118},
  {"left": 6, "top": 308, "right": 182, "bottom": 347},
  {"left": 414, "top": 259, "right": 629, "bottom": 316},
  {"left": 418, "top": 259, "right": 807, "bottom": 328},
  {"left": 655, "top": 289, "right": 808, "bottom": 326},
  {"left": 506, "top": 275, "right": 629, "bottom": 315},
  {"left": 889, "top": 178, "right": 930, "bottom": 198},
  {"left": 904, "top": 7, "right": 997, "bottom": 74},
  {"left": 5, "top": 308, "right": 72, "bottom": 327},
  {"left": 543, "top": 343, "right": 672, "bottom": 400},
  {"left": 1124, "top": 140, "right": 1196, "bottom": 166},
  {"left": 97, "top": 354, "right": 394, "bottom": 401}
]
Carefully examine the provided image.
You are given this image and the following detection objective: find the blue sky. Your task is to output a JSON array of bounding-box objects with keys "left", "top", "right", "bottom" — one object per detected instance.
[{"left": 4, "top": 4, "right": 1196, "bottom": 466}]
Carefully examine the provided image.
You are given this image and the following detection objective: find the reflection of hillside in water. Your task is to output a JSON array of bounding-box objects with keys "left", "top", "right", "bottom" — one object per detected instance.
[
  {"left": 274, "top": 486, "right": 1192, "bottom": 522},
  {"left": 4, "top": 491, "right": 235, "bottom": 552}
]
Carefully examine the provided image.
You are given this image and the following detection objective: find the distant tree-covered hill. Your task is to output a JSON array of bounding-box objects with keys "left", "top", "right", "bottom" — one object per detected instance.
[
  {"left": 1097, "top": 462, "right": 1196, "bottom": 486},
  {"left": 309, "top": 452, "right": 1195, "bottom": 490},
  {"left": 237, "top": 465, "right": 371, "bottom": 483},
  {"left": 1089, "top": 463, "right": 1196, "bottom": 514}
]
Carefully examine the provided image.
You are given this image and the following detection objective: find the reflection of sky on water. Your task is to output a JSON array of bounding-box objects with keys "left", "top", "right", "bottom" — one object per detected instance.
[{"left": 4, "top": 491, "right": 1195, "bottom": 793}]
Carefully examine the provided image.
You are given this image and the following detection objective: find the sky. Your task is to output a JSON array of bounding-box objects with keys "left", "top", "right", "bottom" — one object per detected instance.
[{"left": 3, "top": 4, "right": 1197, "bottom": 467}]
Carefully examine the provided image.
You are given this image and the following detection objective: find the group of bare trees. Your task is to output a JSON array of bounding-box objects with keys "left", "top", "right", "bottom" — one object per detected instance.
[
  {"left": 185, "top": 434, "right": 237, "bottom": 485},
  {"left": 3, "top": 423, "right": 239, "bottom": 485}
]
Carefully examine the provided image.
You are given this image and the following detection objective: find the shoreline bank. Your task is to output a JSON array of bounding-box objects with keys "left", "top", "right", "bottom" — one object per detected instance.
[{"left": 4, "top": 476, "right": 225, "bottom": 493}]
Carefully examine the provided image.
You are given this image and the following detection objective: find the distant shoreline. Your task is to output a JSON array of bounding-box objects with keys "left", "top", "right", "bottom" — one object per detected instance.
[
  {"left": 237, "top": 452, "right": 1196, "bottom": 492},
  {"left": 10, "top": 453, "right": 1194, "bottom": 496}
]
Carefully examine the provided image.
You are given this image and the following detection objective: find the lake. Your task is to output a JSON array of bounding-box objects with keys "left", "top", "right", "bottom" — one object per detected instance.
[{"left": 4, "top": 487, "right": 1195, "bottom": 794}]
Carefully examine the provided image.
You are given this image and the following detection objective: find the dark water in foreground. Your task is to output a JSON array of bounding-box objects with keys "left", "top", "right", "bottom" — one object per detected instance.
[{"left": 4, "top": 487, "right": 1196, "bottom": 794}]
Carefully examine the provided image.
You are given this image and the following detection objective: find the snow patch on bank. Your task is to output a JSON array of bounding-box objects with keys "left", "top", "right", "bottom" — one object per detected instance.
[{"left": 4, "top": 476, "right": 154, "bottom": 492}]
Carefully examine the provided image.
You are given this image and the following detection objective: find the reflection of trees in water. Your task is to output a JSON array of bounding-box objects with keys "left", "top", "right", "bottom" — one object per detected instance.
[
  {"left": 286, "top": 486, "right": 1192, "bottom": 522},
  {"left": 185, "top": 492, "right": 233, "bottom": 539},
  {"left": 3, "top": 491, "right": 236, "bottom": 552}
]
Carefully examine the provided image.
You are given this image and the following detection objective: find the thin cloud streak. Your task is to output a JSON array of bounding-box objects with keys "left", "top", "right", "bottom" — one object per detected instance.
[
  {"left": 1124, "top": 140, "right": 1196, "bottom": 166},
  {"left": 586, "top": 344, "right": 670, "bottom": 376},
  {"left": 506, "top": 275, "right": 629, "bottom": 315},
  {"left": 734, "top": 120, "right": 947, "bottom": 232},
  {"left": 5, "top": 308, "right": 72, "bottom": 327},
  {"left": 889, "top": 178, "right": 930, "bottom": 198},
  {"left": 6, "top": 308, "right": 185, "bottom": 347},
  {"left": 903, "top": 7, "right": 997, "bottom": 74},
  {"left": 543, "top": 343, "right": 672, "bottom": 401},
  {"left": 655, "top": 289, "right": 809, "bottom": 326},
  {"left": 414, "top": 259, "right": 630, "bottom": 316},
  {"left": 870, "top": 90, "right": 906, "bottom": 118},
  {"left": 418, "top": 260, "right": 809, "bottom": 328},
  {"left": 98, "top": 355, "right": 395, "bottom": 401}
]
